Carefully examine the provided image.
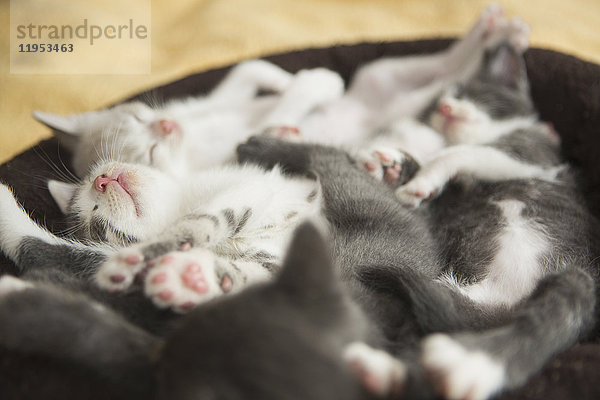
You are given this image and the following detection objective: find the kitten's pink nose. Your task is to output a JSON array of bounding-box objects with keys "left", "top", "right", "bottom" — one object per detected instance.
[
  {"left": 158, "top": 119, "right": 178, "bottom": 135},
  {"left": 94, "top": 175, "right": 113, "bottom": 192},
  {"left": 439, "top": 103, "right": 453, "bottom": 117}
]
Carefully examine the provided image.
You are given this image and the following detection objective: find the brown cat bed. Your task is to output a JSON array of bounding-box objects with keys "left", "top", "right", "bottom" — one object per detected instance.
[{"left": 1, "top": 39, "right": 599, "bottom": 400}]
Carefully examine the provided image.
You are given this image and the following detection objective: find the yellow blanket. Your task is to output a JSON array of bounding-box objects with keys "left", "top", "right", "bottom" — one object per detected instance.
[{"left": 1, "top": 0, "right": 599, "bottom": 164}]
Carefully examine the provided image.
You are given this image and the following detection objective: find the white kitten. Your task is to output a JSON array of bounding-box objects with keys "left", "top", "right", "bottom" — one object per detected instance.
[{"left": 34, "top": 60, "right": 344, "bottom": 177}]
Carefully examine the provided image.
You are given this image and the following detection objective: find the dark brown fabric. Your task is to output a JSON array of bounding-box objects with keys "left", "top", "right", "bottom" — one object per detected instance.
[{"left": 1, "top": 39, "right": 599, "bottom": 399}]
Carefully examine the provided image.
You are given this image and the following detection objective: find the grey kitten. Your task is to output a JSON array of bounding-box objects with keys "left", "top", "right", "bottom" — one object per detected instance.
[{"left": 0, "top": 224, "right": 376, "bottom": 400}]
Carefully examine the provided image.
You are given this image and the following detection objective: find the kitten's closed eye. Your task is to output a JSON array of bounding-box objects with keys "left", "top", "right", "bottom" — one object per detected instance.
[{"left": 149, "top": 143, "right": 159, "bottom": 165}]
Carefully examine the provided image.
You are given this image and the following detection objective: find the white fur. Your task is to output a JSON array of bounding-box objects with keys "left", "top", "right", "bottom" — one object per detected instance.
[
  {"left": 0, "top": 275, "right": 34, "bottom": 298},
  {"left": 0, "top": 184, "right": 81, "bottom": 261},
  {"left": 57, "top": 160, "right": 322, "bottom": 248},
  {"left": 457, "top": 200, "right": 550, "bottom": 306},
  {"left": 343, "top": 341, "right": 407, "bottom": 396},
  {"left": 422, "top": 334, "right": 505, "bottom": 400}
]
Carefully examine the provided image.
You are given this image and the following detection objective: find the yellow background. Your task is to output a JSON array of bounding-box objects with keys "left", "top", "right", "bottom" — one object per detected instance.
[{"left": 1, "top": 0, "right": 599, "bottom": 164}]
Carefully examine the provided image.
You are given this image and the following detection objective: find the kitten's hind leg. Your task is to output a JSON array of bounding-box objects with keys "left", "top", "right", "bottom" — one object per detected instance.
[
  {"left": 421, "top": 268, "right": 596, "bottom": 400},
  {"left": 98, "top": 244, "right": 271, "bottom": 313},
  {"left": 442, "top": 3, "right": 505, "bottom": 71},
  {"left": 95, "top": 210, "right": 251, "bottom": 292},
  {"left": 143, "top": 249, "right": 271, "bottom": 313},
  {"left": 259, "top": 68, "right": 344, "bottom": 128},
  {"left": 209, "top": 59, "right": 293, "bottom": 102}
]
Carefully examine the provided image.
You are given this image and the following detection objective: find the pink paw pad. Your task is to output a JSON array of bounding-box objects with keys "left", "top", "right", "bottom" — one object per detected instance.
[
  {"left": 375, "top": 151, "right": 393, "bottom": 163},
  {"left": 364, "top": 161, "right": 378, "bottom": 172},
  {"left": 160, "top": 255, "right": 176, "bottom": 265},
  {"left": 110, "top": 274, "right": 126, "bottom": 284},
  {"left": 124, "top": 254, "right": 142, "bottom": 265},
  {"left": 158, "top": 289, "right": 174, "bottom": 301},
  {"left": 179, "top": 301, "right": 196, "bottom": 311},
  {"left": 384, "top": 166, "right": 401, "bottom": 186},
  {"left": 151, "top": 272, "right": 168, "bottom": 284},
  {"left": 220, "top": 274, "right": 233, "bottom": 293},
  {"left": 181, "top": 263, "right": 209, "bottom": 294},
  {"left": 274, "top": 126, "right": 300, "bottom": 138},
  {"left": 348, "top": 360, "right": 383, "bottom": 395}
]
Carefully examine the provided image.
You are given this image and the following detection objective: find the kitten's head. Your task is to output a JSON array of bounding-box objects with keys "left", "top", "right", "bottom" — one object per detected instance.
[
  {"left": 48, "top": 160, "right": 181, "bottom": 246},
  {"left": 158, "top": 223, "right": 369, "bottom": 400},
  {"left": 428, "top": 43, "right": 536, "bottom": 145},
  {"left": 34, "top": 102, "right": 185, "bottom": 177}
]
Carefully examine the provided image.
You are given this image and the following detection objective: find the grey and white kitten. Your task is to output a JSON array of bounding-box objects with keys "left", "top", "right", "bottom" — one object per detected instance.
[
  {"left": 2, "top": 156, "right": 322, "bottom": 314},
  {"left": 362, "top": 43, "right": 600, "bottom": 399},
  {"left": 34, "top": 5, "right": 527, "bottom": 179}
]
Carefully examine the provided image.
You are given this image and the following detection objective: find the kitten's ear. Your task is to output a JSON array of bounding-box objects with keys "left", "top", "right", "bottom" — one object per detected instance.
[
  {"left": 277, "top": 221, "right": 336, "bottom": 296},
  {"left": 47, "top": 180, "right": 77, "bottom": 214},
  {"left": 483, "top": 44, "right": 529, "bottom": 92},
  {"left": 33, "top": 111, "right": 84, "bottom": 151}
]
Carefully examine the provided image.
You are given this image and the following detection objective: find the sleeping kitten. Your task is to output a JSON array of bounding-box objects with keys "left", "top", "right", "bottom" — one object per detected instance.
[
  {"left": 34, "top": 59, "right": 344, "bottom": 177},
  {"left": 362, "top": 43, "right": 600, "bottom": 400},
  {"left": 34, "top": 4, "right": 527, "bottom": 179},
  {"left": 6, "top": 156, "right": 323, "bottom": 313}
]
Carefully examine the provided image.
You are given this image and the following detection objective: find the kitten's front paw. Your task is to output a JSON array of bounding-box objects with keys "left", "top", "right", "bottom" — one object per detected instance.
[
  {"left": 358, "top": 147, "right": 420, "bottom": 187},
  {"left": 144, "top": 248, "right": 234, "bottom": 313},
  {"left": 344, "top": 342, "right": 407, "bottom": 397},
  {"left": 422, "top": 334, "right": 505, "bottom": 400},
  {"left": 395, "top": 176, "right": 441, "bottom": 208},
  {"left": 95, "top": 248, "right": 147, "bottom": 292}
]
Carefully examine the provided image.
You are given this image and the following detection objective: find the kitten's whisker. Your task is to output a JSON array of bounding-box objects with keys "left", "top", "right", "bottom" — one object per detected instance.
[{"left": 33, "top": 146, "right": 79, "bottom": 184}]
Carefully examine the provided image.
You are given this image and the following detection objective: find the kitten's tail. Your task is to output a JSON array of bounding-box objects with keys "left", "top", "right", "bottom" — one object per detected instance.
[{"left": 357, "top": 266, "right": 509, "bottom": 334}]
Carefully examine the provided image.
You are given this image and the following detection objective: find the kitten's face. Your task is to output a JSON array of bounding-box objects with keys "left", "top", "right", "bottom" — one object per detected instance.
[
  {"left": 34, "top": 102, "right": 185, "bottom": 177},
  {"left": 428, "top": 86, "right": 492, "bottom": 145},
  {"left": 429, "top": 81, "right": 535, "bottom": 145},
  {"left": 429, "top": 44, "right": 535, "bottom": 145},
  {"left": 49, "top": 160, "right": 181, "bottom": 246}
]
